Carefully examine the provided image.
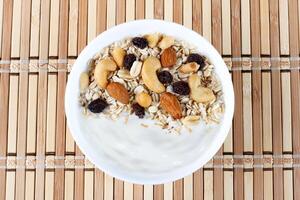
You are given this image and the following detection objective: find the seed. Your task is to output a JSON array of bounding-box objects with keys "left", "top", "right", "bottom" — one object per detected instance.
[{"left": 130, "top": 61, "right": 143, "bottom": 77}]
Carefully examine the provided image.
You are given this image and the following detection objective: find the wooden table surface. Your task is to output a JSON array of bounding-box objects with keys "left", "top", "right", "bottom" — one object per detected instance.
[{"left": 0, "top": 0, "right": 300, "bottom": 199}]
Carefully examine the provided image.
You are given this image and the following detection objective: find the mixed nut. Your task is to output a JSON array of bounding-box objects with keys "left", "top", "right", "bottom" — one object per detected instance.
[{"left": 79, "top": 33, "right": 224, "bottom": 133}]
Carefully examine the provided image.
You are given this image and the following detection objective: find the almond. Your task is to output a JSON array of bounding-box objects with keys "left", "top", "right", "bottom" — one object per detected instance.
[
  {"left": 178, "top": 62, "right": 200, "bottom": 73},
  {"left": 160, "top": 92, "right": 182, "bottom": 119},
  {"left": 160, "top": 47, "right": 177, "bottom": 68},
  {"left": 106, "top": 82, "right": 130, "bottom": 104}
]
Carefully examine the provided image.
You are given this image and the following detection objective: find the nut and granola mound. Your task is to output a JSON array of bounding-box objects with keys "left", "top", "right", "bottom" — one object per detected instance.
[{"left": 79, "top": 33, "right": 224, "bottom": 133}]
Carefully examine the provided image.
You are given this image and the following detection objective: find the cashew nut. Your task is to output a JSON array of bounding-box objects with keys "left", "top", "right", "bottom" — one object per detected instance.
[
  {"left": 136, "top": 92, "right": 152, "bottom": 107},
  {"left": 188, "top": 74, "right": 216, "bottom": 103},
  {"left": 158, "top": 36, "right": 174, "bottom": 49},
  {"left": 141, "top": 56, "right": 165, "bottom": 93},
  {"left": 94, "top": 58, "right": 117, "bottom": 89},
  {"left": 111, "top": 47, "right": 126, "bottom": 67}
]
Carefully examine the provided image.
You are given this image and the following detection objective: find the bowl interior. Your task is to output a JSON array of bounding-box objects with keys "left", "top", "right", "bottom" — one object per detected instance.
[{"left": 65, "top": 20, "right": 234, "bottom": 184}]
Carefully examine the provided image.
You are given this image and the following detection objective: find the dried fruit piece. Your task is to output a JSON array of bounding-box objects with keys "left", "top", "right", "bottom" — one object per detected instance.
[
  {"left": 132, "top": 103, "right": 145, "bottom": 118},
  {"left": 178, "top": 62, "right": 200, "bottom": 73},
  {"left": 141, "top": 56, "right": 165, "bottom": 93},
  {"left": 158, "top": 36, "right": 174, "bottom": 49},
  {"left": 186, "top": 53, "right": 206, "bottom": 69},
  {"left": 160, "top": 47, "right": 177, "bottom": 68},
  {"left": 94, "top": 58, "right": 117, "bottom": 89},
  {"left": 172, "top": 81, "right": 190, "bottom": 95},
  {"left": 157, "top": 70, "right": 173, "bottom": 84},
  {"left": 136, "top": 92, "right": 152, "bottom": 108},
  {"left": 132, "top": 37, "right": 148, "bottom": 49},
  {"left": 111, "top": 47, "right": 126, "bottom": 67},
  {"left": 188, "top": 74, "right": 216, "bottom": 103},
  {"left": 145, "top": 33, "right": 160, "bottom": 48},
  {"left": 124, "top": 54, "right": 136, "bottom": 70},
  {"left": 129, "top": 61, "right": 143, "bottom": 77},
  {"left": 80, "top": 72, "right": 89, "bottom": 91},
  {"left": 88, "top": 98, "right": 108, "bottom": 113},
  {"left": 106, "top": 82, "right": 130, "bottom": 104},
  {"left": 160, "top": 92, "right": 182, "bottom": 119}
]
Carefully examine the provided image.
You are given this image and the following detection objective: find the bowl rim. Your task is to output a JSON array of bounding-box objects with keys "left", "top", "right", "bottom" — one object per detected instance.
[{"left": 65, "top": 19, "right": 234, "bottom": 184}]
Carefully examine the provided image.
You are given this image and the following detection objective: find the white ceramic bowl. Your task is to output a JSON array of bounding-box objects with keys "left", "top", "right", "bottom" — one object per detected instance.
[{"left": 65, "top": 19, "right": 234, "bottom": 184}]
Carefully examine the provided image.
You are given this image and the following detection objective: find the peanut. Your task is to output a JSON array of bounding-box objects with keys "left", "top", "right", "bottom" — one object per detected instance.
[{"left": 136, "top": 92, "right": 152, "bottom": 108}]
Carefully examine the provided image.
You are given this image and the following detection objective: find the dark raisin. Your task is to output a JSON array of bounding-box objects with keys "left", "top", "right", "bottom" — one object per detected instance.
[
  {"left": 132, "top": 103, "right": 145, "bottom": 118},
  {"left": 172, "top": 81, "right": 190, "bottom": 95},
  {"left": 157, "top": 70, "right": 173, "bottom": 84},
  {"left": 187, "top": 53, "right": 206, "bottom": 69},
  {"left": 132, "top": 37, "right": 148, "bottom": 49},
  {"left": 124, "top": 54, "right": 136, "bottom": 70},
  {"left": 88, "top": 98, "right": 108, "bottom": 113}
]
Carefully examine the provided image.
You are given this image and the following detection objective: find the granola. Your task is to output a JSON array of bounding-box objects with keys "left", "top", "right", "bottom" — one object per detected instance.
[{"left": 79, "top": 33, "right": 224, "bottom": 133}]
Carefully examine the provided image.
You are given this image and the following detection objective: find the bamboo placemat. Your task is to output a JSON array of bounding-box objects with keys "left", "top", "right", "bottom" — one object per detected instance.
[{"left": 0, "top": 0, "right": 300, "bottom": 199}]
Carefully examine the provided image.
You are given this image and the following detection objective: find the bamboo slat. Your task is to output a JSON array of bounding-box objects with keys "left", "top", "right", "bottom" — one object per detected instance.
[
  {"left": 94, "top": 1, "right": 106, "bottom": 199},
  {"left": 84, "top": 171, "right": 94, "bottom": 200},
  {"left": 35, "top": 0, "right": 50, "bottom": 199},
  {"left": 221, "top": 0, "right": 231, "bottom": 55},
  {"left": 288, "top": 0, "right": 300, "bottom": 199},
  {"left": 145, "top": 0, "right": 154, "bottom": 19},
  {"left": 144, "top": 185, "right": 153, "bottom": 200},
  {"left": 279, "top": 0, "right": 289, "bottom": 55},
  {"left": 30, "top": 0, "right": 40, "bottom": 57},
  {"left": 7, "top": 75, "right": 19, "bottom": 154},
  {"left": 192, "top": 3, "right": 204, "bottom": 200},
  {"left": 75, "top": 1, "right": 87, "bottom": 199},
  {"left": 49, "top": 0, "right": 60, "bottom": 57},
  {"left": 269, "top": 1, "right": 284, "bottom": 200},
  {"left": 0, "top": 0, "right": 3, "bottom": 57},
  {"left": 250, "top": 1, "right": 264, "bottom": 200},
  {"left": 260, "top": 0, "right": 270, "bottom": 54},
  {"left": 64, "top": 171, "right": 74, "bottom": 200},
  {"left": 241, "top": 0, "right": 251, "bottom": 55},
  {"left": 231, "top": 1, "right": 244, "bottom": 200},
  {"left": 68, "top": 0, "right": 79, "bottom": 56},
  {"left": 25, "top": 171, "right": 35, "bottom": 200},
  {"left": 15, "top": 0, "right": 31, "bottom": 199},
  {"left": 136, "top": 0, "right": 145, "bottom": 19},
  {"left": 211, "top": 1, "right": 223, "bottom": 200},
  {"left": 133, "top": 184, "right": 143, "bottom": 200},
  {"left": 54, "top": 1, "right": 68, "bottom": 199},
  {"left": 5, "top": 171, "right": 15, "bottom": 200},
  {"left": 223, "top": 171, "right": 233, "bottom": 200},
  {"left": 202, "top": 0, "right": 211, "bottom": 42},
  {"left": 163, "top": 183, "right": 173, "bottom": 200},
  {"left": 26, "top": 74, "right": 38, "bottom": 153},
  {"left": 0, "top": 1, "right": 300, "bottom": 200},
  {"left": 124, "top": 182, "right": 134, "bottom": 200},
  {"left": 11, "top": 0, "right": 21, "bottom": 58},
  {"left": 45, "top": 171, "right": 54, "bottom": 200}
]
